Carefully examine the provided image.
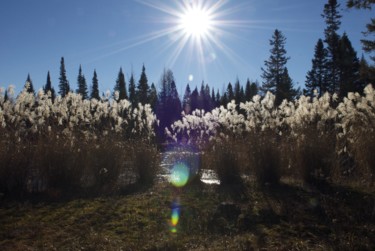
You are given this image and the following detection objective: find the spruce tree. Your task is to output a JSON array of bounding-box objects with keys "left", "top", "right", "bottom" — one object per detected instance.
[
  {"left": 211, "top": 88, "right": 216, "bottom": 107},
  {"left": 115, "top": 67, "right": 127, "bottom": 100},
  {"left": 226, "top": 82, "right": 234, "bottom": 101},
  {"left": 234, "top": 79, "right": 241, "bottom": 104},
  {"left": 277, "top": 68, "right": 298, "bottom": 104},
  {"left": 148, "top": 83, "right": 158, "bottom": 110},
  {"left": 190, "top": 87, "right": 199, "bottom": 112},
  {"left": 58, "top": 57, "right": 70, "bottom": 97},
  {"left": 261, "top": 29, "right": 290, "bottom": 97},
  {"left": 44, "top": 71, "right": 56, "bottom": 101},
  {"left": 322, "top": 0, "right": 342, "bottom": 93},
  {"left": 137, "top": 64, "right": 149, "bottom": 105},
  {"left": 305, "top": 39, "right": 328, "bottom": 96},
  {"left": 128, "top": 72, "right": 136, "bottom": 105},
  {"left": 91, "top": 70, "right": 100, "bottom": 100},
  {"left": 25, "top": 73, "right": 35, "bottom": 94},
  {"left": 76, "top": 65, "right": 88, "bottom": 99},
  {"left": 338, "top": 33, "right": 361, "bottom": 97},
  {"left": 156, "top": 69, "right": 182, "bottom": 141},
  {"left": 215, "top": 90, "right": 221, "bottom": 107},
  {"left": 182, "top": 83, "right": 192, "bottom": 114}
]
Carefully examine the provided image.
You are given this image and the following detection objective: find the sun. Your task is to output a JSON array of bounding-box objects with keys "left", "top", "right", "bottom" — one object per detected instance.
[{"left": 179, "top": 6, "right": 212, "bottom": 38}]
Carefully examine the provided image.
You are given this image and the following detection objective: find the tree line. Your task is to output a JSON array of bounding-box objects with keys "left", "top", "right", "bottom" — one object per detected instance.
[{"left": 11, "top": 0, "right": 375, "bottom": 131}]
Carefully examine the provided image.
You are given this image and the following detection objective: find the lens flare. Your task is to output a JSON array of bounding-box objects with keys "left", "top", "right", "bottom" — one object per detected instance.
[
  {"left": 171, "top": 208, "right": 180, "bottom": 226},
  {"left": 170, "top": 163, "right": 190, "bottom": 187},
  {"left": 169, "top": 199, "right": 181, "bottom": 233}
]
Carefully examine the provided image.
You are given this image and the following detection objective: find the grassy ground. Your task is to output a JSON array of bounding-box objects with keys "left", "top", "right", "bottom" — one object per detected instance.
[{"left": 0, "top": 179, "right": 374, "bottom": 250}]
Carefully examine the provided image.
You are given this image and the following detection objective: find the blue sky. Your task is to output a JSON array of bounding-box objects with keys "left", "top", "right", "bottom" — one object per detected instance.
[{"left": 0, "top": 0, "right": 373, "bottom": 97}]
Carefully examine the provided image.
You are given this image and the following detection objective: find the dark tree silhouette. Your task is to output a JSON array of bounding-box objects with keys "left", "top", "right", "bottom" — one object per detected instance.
[
  {"left": 305, "top": 39, "right": 328, "bottom": 96},
  {"left": 25, "top": 73, "right": 35, "bottom": 95},
  {"left": 76, "top": 65, "right": 88, "bottom": 100},
  {"left": 128, "top": 72, "right": 136, "bottom": 105},
  {"left": 137, "top": 64, "right": 149, "bottom": 105},
  {"left": 90, "top": 70, "right": 100, "bottom": 100},
  {"left": 114, "top": 67, "right": 128, "bottom": 100},
  {"left": 58, "top": 57, "right": 70, "bottom": 97},
  {"left": 44, "top": 71, "right": 56, "bottom": 101},
  {"left": 322, "top": 0, "right": 342, "bottom": 93}
]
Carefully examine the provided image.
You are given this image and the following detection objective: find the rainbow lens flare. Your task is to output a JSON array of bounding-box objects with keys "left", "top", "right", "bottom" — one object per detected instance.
[
  {"left": 169, "top": 200, "right": 181, "bottom": 233},
  {"left": 170, "top": 163, "right": 190, "bottom": 187}
]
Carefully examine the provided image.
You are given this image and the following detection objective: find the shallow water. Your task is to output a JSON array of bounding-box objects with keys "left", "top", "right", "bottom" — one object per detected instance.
[{"left": 159, "top": 150, "right": 220, "bottom": 185}]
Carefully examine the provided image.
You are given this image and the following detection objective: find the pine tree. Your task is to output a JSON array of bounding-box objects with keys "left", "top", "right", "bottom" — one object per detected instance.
[
  {"left": 25, "top": 73, "right": 35, "bottom": 94},
  {"left": 128, "top": 72, "right": 136, "bottom": 105},
  {"left": 322, "top": 0, "right": 342, "bottom": 93},
  {"left": 137, "top": 64, "right": 149, "bottom": 105},
  {"left": 91, "top": 70, "right": 100, "bottom": 100},
  {"left": 305, "top": 39, "right": 328, "bottom": 96},
  {"left": 148, "top": 83, "right": 158, "bottom": 110},
  {"left": 182, "top": 83, "right": 192, "bottom": 114},
  {"left": 76, "top": 65, "right": 88, "bottom": 99},
  {"left": 115, "top": 67, "right": 127, "bottom": 100},
  {"left": 250, "top": 81, "right": 259, "bottom": 99},
  {"left": 338, "top": 33, "right": 361, "bottom": 97},
  {"left": 261, "top": 29, "right": 290, "bottom": 96},
  {"left": 58, "top": 57, "right": 70, "bottom": 97},
  {"left": 44, "top": 71, "right": 56, "bottom": 101},
  {"left": 347, "top": 0, "right": 375, "bottom": 61}
]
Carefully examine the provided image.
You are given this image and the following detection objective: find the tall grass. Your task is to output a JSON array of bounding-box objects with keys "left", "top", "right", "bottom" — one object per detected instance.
[
  {"left": 0, "top": 87, "right": 159, "bottom": 199},
  {"left": 166, "top": 85, "right": 375, "bottom": 188}
]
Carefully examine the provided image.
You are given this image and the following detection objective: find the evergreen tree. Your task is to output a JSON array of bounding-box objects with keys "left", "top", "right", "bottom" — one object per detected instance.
[
  {"left": 234, "top": 78, "right": 241, "bottom": 104},
  {"left": 137, "top": 64, "right": 149, "bottom": 105},
  {"left": 277, "top": 68, "right": 298, "bottom": 104},
  {"left": 359, "top": 55, "right": 375, "bottom": 91},
  {"left": 76, "top": 65, "right": 88, "bottom": 99},
  {"left": 338, "top": 33, "right": 361, "bottom": 97},
  {"left": 128, "top": 72, "right": 137, "bottom": 105},
  {"left": 245, "top": 79, "right": 259, "bottom": 101},
  {"left": 58, "top": 57, "right": 70, "bottom": 97},
  {"left": 4, "top": 90, "right": 8, "bottom": 102},
  {"left": 182, "top": 83, "right": 192, "bottom": 114},
  {"left": 261, "top": 29, "right": 290, "bottom": 96},
  {"left": 250, "top": 81, "right": 259, "bottom": 99},
  {"left": 91, "top": 70, "right": 100, "bottom": 100},
  {"left": 347, "top": 0, "right": 375, "bottom": 61},
  {"left": 322, "top": 0, "right": 342, "bottom": 93},
  {"left": 211, "top": 88, "right": 216, "bottom": 107},
  {"left": 156, "top": 69, "right": 182, "bottom": 140},
  {"left": 44, "top": 71, "right": 56, "bottom": 101},
  {"left": 221, "top": 92, "right": 228, "bottom": 107},
  {"left": 190, "top": 87, "right": 199, "bottom": 112},
  {"left": 215, "top": 89, "right": 221, "bottom": 107},
  {"left": 148, "top": 83, "right": 158, "bottom": 110},
  {"left": 305, "top": 39, "right": 328, "bottom": 96},
  {"left": 226, "top": 82, "right": 234, "bottom": 101},
  {"left": 25, "top": 73, "right": 35, "bottom": 94},
  {"left": 204, "top": 84, "right": 212, "bottom": 111},
  {"left": 115, "top": 67, "right": 127, "bottom": 100},
  {"left": 261, "top": 29, "right": 295, "bottom": 104}
]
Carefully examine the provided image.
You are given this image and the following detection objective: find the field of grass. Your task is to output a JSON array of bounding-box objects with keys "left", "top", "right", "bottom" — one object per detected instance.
[{"left": 1, "top": 178, "right": 374, "bottom": 250}]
